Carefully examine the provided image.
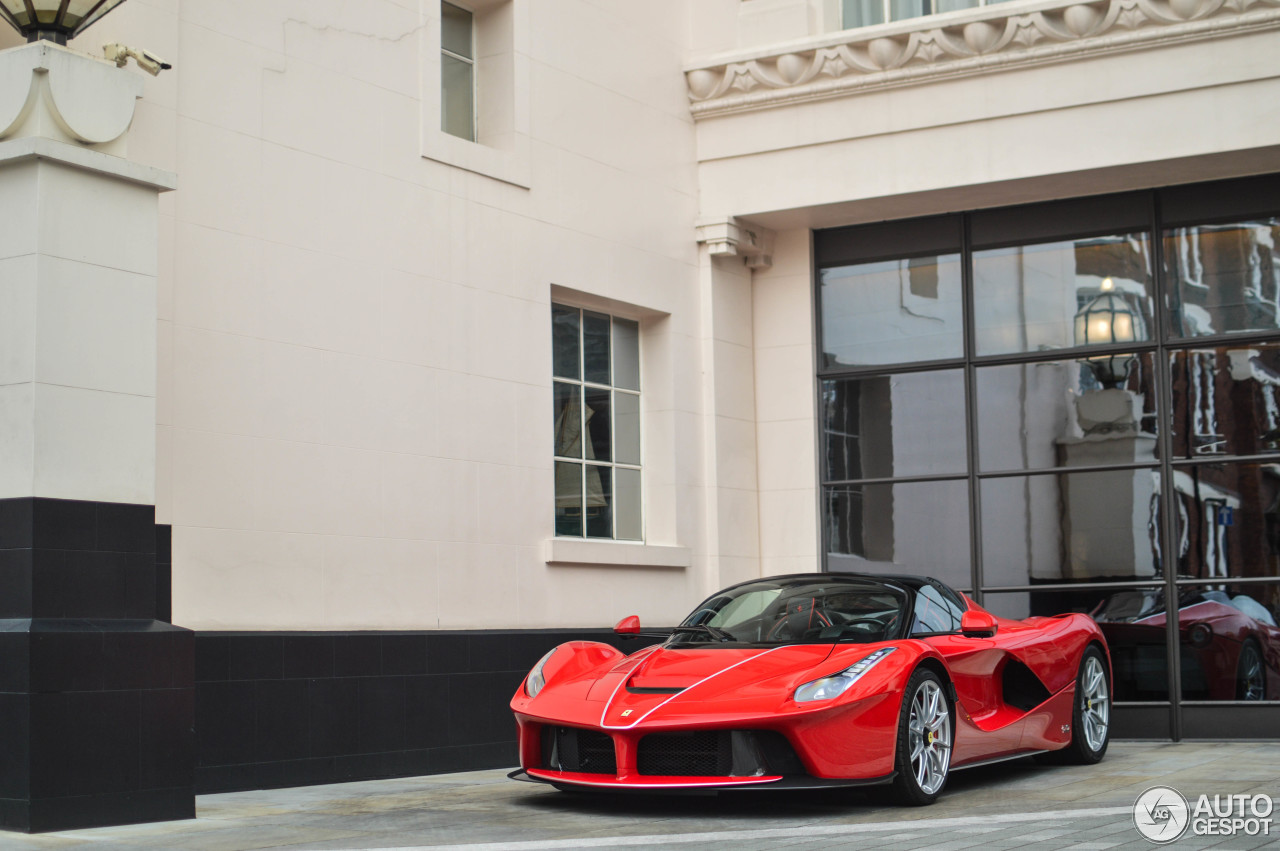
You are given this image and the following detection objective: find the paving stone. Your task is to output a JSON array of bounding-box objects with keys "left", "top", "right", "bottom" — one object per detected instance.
[{"left": 1, "top": 742, "right": 1278, "bottom": 850}]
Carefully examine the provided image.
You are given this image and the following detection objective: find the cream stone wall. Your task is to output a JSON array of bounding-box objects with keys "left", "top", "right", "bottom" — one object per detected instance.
[
  {"left": 751, "top": 228, "right": 819, "bottom": 577},
  {"left": 10, "top": 0, "right": 1276, "bottom": 630},
  {"left": 16, "top": 0, "right": 735, "bottom": 630}
]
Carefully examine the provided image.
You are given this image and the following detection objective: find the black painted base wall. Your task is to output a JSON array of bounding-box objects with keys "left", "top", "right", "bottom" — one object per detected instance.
[
  {"left": 194, "top": 633, "right": 1280, "bottom": 795},
  {"left": 194, "top": 629, "right": 653, "bottom": 794},
  {"left": 0, "top": 498, "right": 193, "bottom": 834}
]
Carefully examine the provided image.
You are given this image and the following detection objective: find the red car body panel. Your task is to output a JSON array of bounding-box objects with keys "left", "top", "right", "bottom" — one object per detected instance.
[{"left": 511, "top": 581, "right": 1110, "bottom": 792}]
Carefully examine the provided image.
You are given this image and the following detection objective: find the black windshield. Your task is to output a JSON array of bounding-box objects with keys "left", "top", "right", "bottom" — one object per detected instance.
[{"left": 676, "top": 577, "right": 907, "bottom": 646}]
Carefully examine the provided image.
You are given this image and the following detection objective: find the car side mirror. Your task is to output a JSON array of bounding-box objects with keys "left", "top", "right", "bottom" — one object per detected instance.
[
  {"left": 961, "top": 610, "right": 997, "bottom": 638},
  {"left": 614, "top": 615, "right": 641, "bottom": 635}
]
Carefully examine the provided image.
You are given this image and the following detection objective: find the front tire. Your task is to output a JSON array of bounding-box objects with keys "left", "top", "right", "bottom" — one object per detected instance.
[
  {"left": 886, "top": 667, "right": 952, "bottom": 806},
  {"left": 1049, "top": 644, "right": 1110, "bottom": 765},
  {"left": 1236, "top": 639, "right": 1265, "bottom": 701}
]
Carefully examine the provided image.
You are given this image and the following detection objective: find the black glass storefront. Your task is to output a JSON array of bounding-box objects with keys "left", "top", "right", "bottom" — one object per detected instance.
[{"left": 814, "top": 174, "right": 1280, "bottom": 739}]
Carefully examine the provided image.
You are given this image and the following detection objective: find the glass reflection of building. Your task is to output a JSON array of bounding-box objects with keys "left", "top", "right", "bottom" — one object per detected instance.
[{"left": 814, "top": 176, "right": 1280, "bottom": 736}]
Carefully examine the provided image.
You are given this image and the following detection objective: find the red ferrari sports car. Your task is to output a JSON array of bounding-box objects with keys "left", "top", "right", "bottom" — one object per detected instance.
[{"left": 509, "top": 573, "right": 1112, "bottom": 804}]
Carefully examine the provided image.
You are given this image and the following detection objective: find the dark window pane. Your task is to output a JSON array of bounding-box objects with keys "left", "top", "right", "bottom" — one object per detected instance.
[
  {"left": 973, "top": 234, "right": 1154, "bottom": 357},
  {"left": 583, "top": 311, "right": 611, "bottom": 384},
  {"left": 552, "top": 304, "right": 580, "bottom": 380},
  {"left": 842, "top": 0, "right": 884, "bottom": 27},
  {"left": 615, "top": 468, "right": 641, "bottom": 541},
  {"left": 1172, "top": 462, "right": 1280, "bottom": 581},
  {"left": 821, "top": 370, "right": 967, "bottom": 482},
  {"left": 613, "top": 318, "right": 640, "bottom": 391},
  {"left": 585, "top": 465, "right": 612, "bottom": 538},
  {"left": 1165, "top": 219, "right": 1280, "bottom": 338},
  {"left": 889, "top": 0, "right": 927, "bottom": 20},
  {"left": 820, "top": 254, "right": 963, "bottom": 367},
  {"left": 985, "top": 588, "right": 1170, "bottom": 701},
  {"left": 1173, "top": 583, "right": 1280, "bottom": 701},
  {"left": 583, "top": 387, "right": 611, "bottom": 462},
  {"left": 980, "top": 469, "right": 1162, "bottom": 587},
  {"left": 552, "top": 382, "right": 581, "bottom": 458},
  {"left": 441, "top": 1, "right": 473, "bottom": 59},
  {"left": 976, "top": 353, "right": 1159, "bottom": 472},
  {"left": 614, "top": 391, "right": 640, "bottom": 466},
  {"left": 824, "top": 480, "right": 970, "bottom": 589},
  {"left": 1171, "top": 344, "right": 1280, "bottom": 459},
  {"left": 440, "top": 53, "right": 474, "bottom": 142},
  {"left": 555, "top": 461, "right": 582, "bottom": 537}
]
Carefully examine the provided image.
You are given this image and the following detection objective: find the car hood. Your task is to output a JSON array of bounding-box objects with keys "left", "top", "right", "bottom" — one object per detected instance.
[{"left": 570, "top": 643, "right": 840, "bottom": 725}]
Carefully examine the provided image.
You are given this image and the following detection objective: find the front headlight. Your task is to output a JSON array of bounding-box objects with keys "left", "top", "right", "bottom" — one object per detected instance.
[
  {"left": 793, "top": 647, "right": 896, "bottom": 703},
  {"left": 525, "top": 648, "right": 557, "bottom": 698}
]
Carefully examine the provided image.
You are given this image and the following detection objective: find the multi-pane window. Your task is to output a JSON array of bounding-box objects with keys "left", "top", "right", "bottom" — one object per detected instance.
[
  {"left": 440, "top": 1, "right": 475, "bottom": 142},
  {"left": 814, "top": 175, "right": 1280, "bottom": 726},
  {"left": 842, "top": 0, "right": 1015, "bottom": 29},
  {"left": 552, "top": 304, "right": 642, "bottom": 541}
]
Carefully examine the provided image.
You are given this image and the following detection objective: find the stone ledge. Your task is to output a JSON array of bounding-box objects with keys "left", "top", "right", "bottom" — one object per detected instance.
[
  {"left": 542, "top": 538, "right": 691, "bottom": 569},
  {"left": 0, "top": 135, "right": 176, "bottom": 190}
]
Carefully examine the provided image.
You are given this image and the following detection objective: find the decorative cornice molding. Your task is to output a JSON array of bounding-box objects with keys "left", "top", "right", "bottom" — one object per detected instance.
[{"left": 686, "top": 0, "right": 1280, "bottom": 118}]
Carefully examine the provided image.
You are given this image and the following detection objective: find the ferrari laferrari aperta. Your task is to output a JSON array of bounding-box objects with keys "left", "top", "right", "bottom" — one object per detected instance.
[{"left": 509, "top": 574, "right": 1112, "bottom": 805}]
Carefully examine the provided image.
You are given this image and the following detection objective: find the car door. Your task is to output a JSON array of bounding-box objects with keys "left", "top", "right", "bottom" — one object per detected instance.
[{"left": 912, "top": 585, "right": 1024, "bottom": 763}]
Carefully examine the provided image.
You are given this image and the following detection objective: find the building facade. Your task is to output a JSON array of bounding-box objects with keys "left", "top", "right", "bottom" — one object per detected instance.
[{"left": 0, "top": 0, "right": 1277, "bottom": 832}]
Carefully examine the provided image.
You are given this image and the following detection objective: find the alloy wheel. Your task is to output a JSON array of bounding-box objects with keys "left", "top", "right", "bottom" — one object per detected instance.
[
  {"left": 1240, "top": 643, "right": 1265, "bottom": 701},
  {"left": 1081, "top": 654, "right": 1109, "bottom": 752},
  {"left": 908, "top": 679, "right": 951, "bottom": 795}
]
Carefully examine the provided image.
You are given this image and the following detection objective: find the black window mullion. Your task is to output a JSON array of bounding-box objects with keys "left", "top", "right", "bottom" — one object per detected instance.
[
  {"left": 813, "top": 230, "right": 830, "bottom": 568},
  {"left": 1150, "top": 190, "right": 1184, "bottom": 740},
  {"left": 962, "top": 213, "right": 983, "bottom": 604}
]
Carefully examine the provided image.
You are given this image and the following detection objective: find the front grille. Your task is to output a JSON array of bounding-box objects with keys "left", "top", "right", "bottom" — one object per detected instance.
[
  {"left": 637, "top": 730, "right": 806, "bottom": 777},
  {"left": 541, "top": 726, "right": 617, "bottom": 775},
  {"left": 638, "top": 730, "right": 732, "bottom": 776}
]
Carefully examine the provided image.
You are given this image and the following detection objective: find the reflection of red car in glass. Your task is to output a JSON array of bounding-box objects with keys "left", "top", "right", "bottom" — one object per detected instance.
[{"left": 1093, "top": 589, "right": 1280, "bottom": 701}]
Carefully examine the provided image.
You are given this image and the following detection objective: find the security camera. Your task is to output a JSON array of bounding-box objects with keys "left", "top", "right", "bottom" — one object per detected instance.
[{"left": 103, "top": 43, "right": 172, "bottom": 76}]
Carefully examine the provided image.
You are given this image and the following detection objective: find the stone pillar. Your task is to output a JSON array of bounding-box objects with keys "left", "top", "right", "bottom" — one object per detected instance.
[
  {"left": 693, "top": 218, "right": 775, "bottom": 595},
  {"left": 0, "top": 41, "right": 190, "bottom": 833}
]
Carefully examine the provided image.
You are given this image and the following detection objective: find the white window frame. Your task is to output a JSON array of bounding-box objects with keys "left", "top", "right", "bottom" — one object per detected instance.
[
  {"left": 552, "top": 303, "right": 643, "bottom": 543},
  {"left": 841, "top": 0, "right": 1008, "bottom": 30},
  {"left": 440, "top": 1, "right": 476, "bottom": 142},
  {"left": 420, "top": 0, "right": 530, "bottom": 188},
  {"left": 543, "top": 288, "right": 690, "bottom": 570}
]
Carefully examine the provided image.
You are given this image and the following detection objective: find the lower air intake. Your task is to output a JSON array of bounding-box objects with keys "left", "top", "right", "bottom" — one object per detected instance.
[
  {"left": 637, "top": 729, "right": 806, "bottom": 777},
  {"left": 541, "top": 726, "right": 617, "bottom": 775},
  {"left": 637, "top": 730, "right": 734, "bottom": 776}
]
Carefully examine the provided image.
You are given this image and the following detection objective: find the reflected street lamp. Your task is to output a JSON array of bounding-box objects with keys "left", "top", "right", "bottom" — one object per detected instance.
[
  {"left": 1074, "top": 277, "right": 1143, "bottom": 388},
  {"left": 0, "top": 0, "right": 129, "bottom": 45}
]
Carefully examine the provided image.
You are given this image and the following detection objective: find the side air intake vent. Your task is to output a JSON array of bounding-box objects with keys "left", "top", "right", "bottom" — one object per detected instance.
[{"left": 1002, "top": 658, "right": 1052, "bottom": 711}]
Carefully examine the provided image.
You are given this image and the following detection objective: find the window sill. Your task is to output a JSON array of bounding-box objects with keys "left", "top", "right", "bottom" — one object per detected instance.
[
  {"left": 543, "top": 539, "right": 691, "bottom": 569},
  {"left": 422, "top": 128, "right": 530, "bottom": 189}
]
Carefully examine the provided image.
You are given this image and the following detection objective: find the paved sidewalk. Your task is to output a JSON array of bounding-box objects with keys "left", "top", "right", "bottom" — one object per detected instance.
[{"left": 4, "top": 742, "right": 1278, "bottom": 850}]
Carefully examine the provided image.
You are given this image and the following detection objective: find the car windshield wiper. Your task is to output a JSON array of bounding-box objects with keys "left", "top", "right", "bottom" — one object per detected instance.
[{"left": 669, "top": 624, "right": 737, "bottom": 642}]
